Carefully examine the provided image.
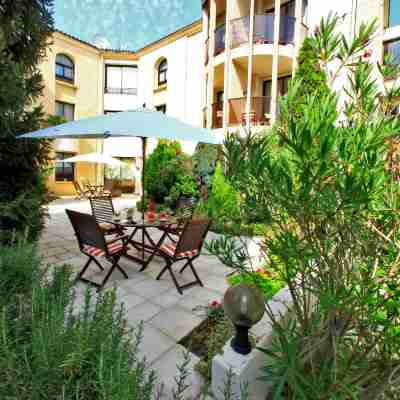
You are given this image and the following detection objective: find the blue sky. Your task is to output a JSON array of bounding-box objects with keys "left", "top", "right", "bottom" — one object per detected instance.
[{"left": 54, "top": 0, "right": 201, "bottom": 51}]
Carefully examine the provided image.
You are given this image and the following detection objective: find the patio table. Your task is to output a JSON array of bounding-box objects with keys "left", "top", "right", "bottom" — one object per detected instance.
[{"left": 111, "top": 217, "right": 176, "bottom": 271}]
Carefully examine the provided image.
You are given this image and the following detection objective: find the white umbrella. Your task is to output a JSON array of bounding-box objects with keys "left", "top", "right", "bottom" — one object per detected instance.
[{"left": 63, "top": 152, "right": 124, "bottom": 166}]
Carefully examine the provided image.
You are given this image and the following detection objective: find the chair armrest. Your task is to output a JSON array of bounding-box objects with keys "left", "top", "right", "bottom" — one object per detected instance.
[{"left": 107, "top": 234, "right": 129, "bottom": 244}]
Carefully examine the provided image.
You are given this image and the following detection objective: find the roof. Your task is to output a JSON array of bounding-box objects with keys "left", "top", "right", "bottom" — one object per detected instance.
[{"left": 54, "top": 18, "right": 202, "bottom": 57}]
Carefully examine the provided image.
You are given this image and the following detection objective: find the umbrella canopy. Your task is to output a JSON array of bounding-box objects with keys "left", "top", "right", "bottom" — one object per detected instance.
[
  {"left": 20, "top": 107, "right": 221, "bottom": 144},
  {"left": 62, "top": 152, "right": 124, "bottom": 166}
]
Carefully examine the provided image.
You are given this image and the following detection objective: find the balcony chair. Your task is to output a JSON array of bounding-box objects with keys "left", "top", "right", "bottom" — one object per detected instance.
[
  {"left": 158, "top": 198, "right": 196, "bottom": 243},
  {"left": 157, "top": 218, "right": 211, "bottom": 294},
  {"left": 89, "top": 195, "right": 124, "bottom": 236},
  {"left": 66, "top": 209, "right": 129, "bottom": 289}
]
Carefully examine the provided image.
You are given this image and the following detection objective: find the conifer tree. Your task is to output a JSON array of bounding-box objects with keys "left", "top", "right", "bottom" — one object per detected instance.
[{"left": 0, "top": 0, "right": 54, "bottom": 241}]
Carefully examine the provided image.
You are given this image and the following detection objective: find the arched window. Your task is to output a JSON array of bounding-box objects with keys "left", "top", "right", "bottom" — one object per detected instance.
[
  {"left": 158, "top": 59, "right": 168, "bottom": 86},
  {"left": 55, "top": 54, "right": 74, "bottom": 82}
]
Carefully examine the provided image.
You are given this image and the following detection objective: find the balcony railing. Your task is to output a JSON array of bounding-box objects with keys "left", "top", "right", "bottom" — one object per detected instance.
[
  {"left": 231, "top": 14, "right": 295, "bottom": 49},
  {"left": 211, "top": 97, "right": 272, "bottom": 129},
  {"left": 212, "top": 102, "right": 224, "bottom": 129},
  {"left": 214, "top": 24, "right": 226, "bottom": 56},
  {"left": 228, "top": 97, "right": 271, "bottom": 126}
]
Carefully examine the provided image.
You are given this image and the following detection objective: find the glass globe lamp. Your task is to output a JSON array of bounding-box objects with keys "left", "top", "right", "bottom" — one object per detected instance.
[{"left": 223, "top": 283, "right": 265, "bottom": 355}]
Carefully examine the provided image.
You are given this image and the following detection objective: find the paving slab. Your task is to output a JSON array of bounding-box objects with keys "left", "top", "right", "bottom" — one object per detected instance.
[
  {"left": 136, "top": 323, "right": 176, "bottom": 365},
  {"left": 151, "top": 344, "right": 200, "bottom": 399},
  {"left": 149, "top": 306, "right": 203, "bottom": 341},
  {"left": 126, "top": 301, "right": 163, "bottom": 324}
]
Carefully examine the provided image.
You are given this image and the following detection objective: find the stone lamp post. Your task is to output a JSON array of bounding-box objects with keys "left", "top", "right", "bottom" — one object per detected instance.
[{"left": 223, "top": 283, "right": 265, "bottom": 355}]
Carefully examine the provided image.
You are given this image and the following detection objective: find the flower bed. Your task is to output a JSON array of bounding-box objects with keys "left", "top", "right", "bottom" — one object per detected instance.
[
  {"left": 180, "top": 268, "right": 284, "bottom": 383},
  {"left": 228, "top": 268, "right": 284, "bottom": 301}
]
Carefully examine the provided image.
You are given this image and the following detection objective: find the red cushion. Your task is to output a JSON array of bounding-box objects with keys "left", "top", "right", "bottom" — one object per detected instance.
[
  {"left": 160, "top": 244, "right": 198, "bottom": 258},
  {"left": 83, "top": 241, "right": 124, "bottom": 257}
]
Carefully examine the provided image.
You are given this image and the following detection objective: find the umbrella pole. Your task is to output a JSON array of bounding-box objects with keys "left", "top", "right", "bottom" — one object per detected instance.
[{"left": 141, "top": 137, "right": 147, "bottom": 261}]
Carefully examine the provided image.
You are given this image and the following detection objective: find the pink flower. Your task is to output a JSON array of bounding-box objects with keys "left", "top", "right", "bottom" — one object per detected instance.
[
  {"left": 363, "top": 49, "right": 373, "bottom": 59},
  {"left": 256, "top": 268, "right": 263, "bottom": 273},
  {"left": 210, "top": 300, "right": 221, "bottom": 307}
]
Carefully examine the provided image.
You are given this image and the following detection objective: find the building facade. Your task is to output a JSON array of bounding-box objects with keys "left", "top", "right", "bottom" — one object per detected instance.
[
  {"left": 39, "top": 23, "right": 203, "bottom": 196},
  {"left": 201, "top": 0, "right": 400, "bottom": 132},
  {"left": 39, "top": 0, "right": 400, "bottom": 196}
]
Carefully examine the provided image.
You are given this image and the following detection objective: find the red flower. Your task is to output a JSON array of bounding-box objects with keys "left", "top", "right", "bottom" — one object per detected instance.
[
  {"left": 256, "top": 268, "right": 263, "bottom": 273},
  {"left": 210, "top": 300, "right": 221, "bottom": 307},
  {"left": 363, "top": 49, "right": 373, "bottom": 59}
]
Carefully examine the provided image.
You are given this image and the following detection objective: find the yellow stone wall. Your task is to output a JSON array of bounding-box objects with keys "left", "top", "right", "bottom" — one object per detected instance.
[{"left": 38, "top": 32, "right": 104, "bottom": 196}]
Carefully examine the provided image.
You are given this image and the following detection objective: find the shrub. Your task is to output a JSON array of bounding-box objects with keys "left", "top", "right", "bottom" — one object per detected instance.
[
  {"left": 0, "top": 242, "right": 158, "bottom": 399},
  {"left": 207, "top": 15, "right": 400, "bottom": 399},
  {"left": 228, "top": 269, "right": 284, "bottom": 301},
  {"left": 0, "top": 1, "right": 54, "bottom": 243},
  {"left": 144, "top": 140, "right": 192, "bottom": 203},
  {"left": 197, "top": 163, "right": 239, "bottom": 229},
  {"left": 192, "top": 143, "right": 220, "bottom": 187}
]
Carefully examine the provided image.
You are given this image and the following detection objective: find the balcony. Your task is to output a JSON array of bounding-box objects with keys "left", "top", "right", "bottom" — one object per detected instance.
[
  {"left": 231, "top": 15, "right": 295, "bottom": 48},
  {"left": 213, "top": 14, "right": 295, "bottom": 57},
  {"left": 212, "top": 102, "right": 224, "bottom": 129},
  {"left": 211, "top": 97, "right": 272, "bottom": 129}
]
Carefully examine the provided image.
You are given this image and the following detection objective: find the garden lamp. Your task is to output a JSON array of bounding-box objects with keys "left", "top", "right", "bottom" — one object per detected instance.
[{"left": 223, "top": 283, "right": 265, "bottom": 355}]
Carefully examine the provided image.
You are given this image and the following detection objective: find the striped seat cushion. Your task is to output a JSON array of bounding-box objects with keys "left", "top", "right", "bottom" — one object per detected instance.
[
  {"left": 160, "top": 243, "right": 198, "bottom": 258},
  {"left": 99, "top": 222, "right": 117, "bottom": 231},
  {"left": 83, "top": 241, "right": 124, "bottom": 257}
]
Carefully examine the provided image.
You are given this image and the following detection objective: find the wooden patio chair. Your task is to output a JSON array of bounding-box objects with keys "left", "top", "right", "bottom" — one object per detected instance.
[
  {"left": 157, "top": 218, "right": 211, "bottom": 294},
  {"left": 73, "top": 180, "right": 91, "bottom": 200},
  {"left": 158, "top": 198, "right": 196, "bottom": 242},
  {"left": 66, "top": 209, "right": 129, "bottom": 289},
  {"left": 89, "top": 195, "right": 124, "bottom": 236}
]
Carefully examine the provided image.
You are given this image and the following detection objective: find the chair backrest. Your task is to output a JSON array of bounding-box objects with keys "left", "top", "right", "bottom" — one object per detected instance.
[
  {"left": 175, "top": 198, "right": 196, "bottom": 226},
  {"left": 174, "top": 218, "right": 211, "bottom": 256},
  {"left": 73, "top": 180, "right": 84, "bottom": 194},
  {"left": 89, "top": 195, "right": 115, "bottom": 224},
  {"left": 66, "top": 209, "right": 107, "bottom": 251}
]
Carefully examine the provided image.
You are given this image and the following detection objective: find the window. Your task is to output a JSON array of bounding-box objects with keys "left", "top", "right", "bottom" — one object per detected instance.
[
  {"left": 263, "top": 76, "right": 291, "bottom": 98},
  {"left": 55, "top": 54, "right": 74, "bottom": 82},
  {"left": 155, "top": 104, "right": 167, "bottom": 114},
  {"left": 105, "top": 65, "right": 138, "bottom": 95},
  {"left": 265, "top": 0, "right": 295, "bottom": 17},
  {"left": 384, "top": 39, "right": 400, "bottom": 65},
  {"left": 55, "top": 152, "right": 75, "bottom": 182},
  {"left": 388, "top": 0, "right": 400, "bottom": 28},
  {"left": 158, "top": 59, "right": 168, "bottom": 86},
  {"left": 55, "top": 101, "right": 75, "bottom": 121}
]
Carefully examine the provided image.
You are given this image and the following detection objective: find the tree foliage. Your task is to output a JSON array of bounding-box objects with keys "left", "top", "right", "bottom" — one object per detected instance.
[
  {"left": 144, "top": 140, "right": 192, "bottom": 204},
  {"left": 208, "top": 15, "right": 400, "bottom": 399},
  {"left": 0, "top": 0, "right": 54, "bottom": 242}
]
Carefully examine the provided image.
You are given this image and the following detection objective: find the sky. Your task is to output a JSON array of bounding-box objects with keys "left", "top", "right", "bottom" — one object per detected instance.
[{"left": 54, "top": 0, "right": 201, "bottom": 51}]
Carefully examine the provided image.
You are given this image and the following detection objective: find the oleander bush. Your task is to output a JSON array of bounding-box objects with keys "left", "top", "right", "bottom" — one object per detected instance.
[{"left": 207, "top": 15, "right": 400, "bottom": 399}]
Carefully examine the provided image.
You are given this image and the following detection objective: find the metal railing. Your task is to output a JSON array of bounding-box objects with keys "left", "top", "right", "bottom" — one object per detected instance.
[
  {"left": 212, "top": 102, "right": 224, "bottom": 129},
  {"left": 228, "top": 97, "right": 272, "bottom": 126},
  {"left": 230, "top": 14, "right": 296, "bottom": 49}
]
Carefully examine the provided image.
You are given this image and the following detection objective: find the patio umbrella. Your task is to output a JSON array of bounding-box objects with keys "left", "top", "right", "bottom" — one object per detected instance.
[
  {"left": 62, "top": 152, "right": 124, "bottom": 166},
  {"left": 19, "top": 107, "right": 221, "bottom": 218}
]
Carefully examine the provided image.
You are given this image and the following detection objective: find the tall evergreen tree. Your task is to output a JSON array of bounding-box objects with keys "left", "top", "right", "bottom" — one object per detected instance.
[{"left": 0, "top": 0, "right": 54, "bottom": 241}]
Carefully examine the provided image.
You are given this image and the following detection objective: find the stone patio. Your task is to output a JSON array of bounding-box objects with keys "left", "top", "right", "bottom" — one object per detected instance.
[{"left": 39, "top": 196, "right": 231, "bottom": 398}]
